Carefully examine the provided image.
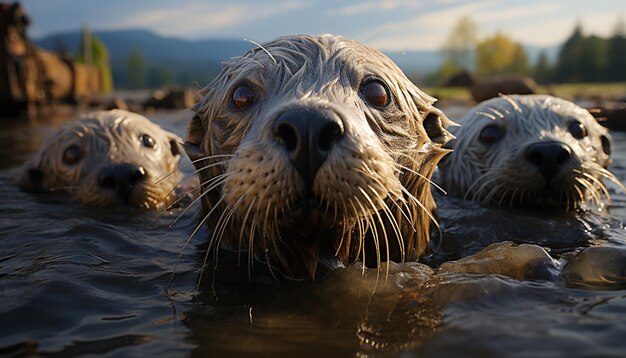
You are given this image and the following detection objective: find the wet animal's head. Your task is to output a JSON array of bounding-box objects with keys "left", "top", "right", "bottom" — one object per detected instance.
[
  {"left": 20, "top": 110, "right": 183, "bottom": 209},
  {"left": 185, "top": 34, "right": 453, "bottom": 279},
  {"left": 439, "top": 95, "right": 619, "bottom": 209}
]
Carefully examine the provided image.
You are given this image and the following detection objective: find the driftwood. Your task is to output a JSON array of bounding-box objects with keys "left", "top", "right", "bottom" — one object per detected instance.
[
  {"left": 444, "top": 70, "right": 537, "bottom": 103},
  {"left": 588, "top": 103, "right": 626, "bottom": 132},
  {"left": 143, "top": 85, "right": 198, "bottom": 110},
  {"left": 469, "top": 74, "right": 537, "bottom": 102}
]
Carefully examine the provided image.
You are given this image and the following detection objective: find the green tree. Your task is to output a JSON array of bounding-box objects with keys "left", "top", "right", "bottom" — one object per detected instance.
[
  {"left": 606, "top": 19, "right": 626, "bottom": 81},
  {"left": 441, "top": 15, "right": 479, "bottom": 71},
  {"left": 475, "top": 33, "right": 529, "bottom": 76},
  {"left": 579, "top": 35, "right": 607, "bottom": 82},
  {"left": 510, "top": 44, "right": 530, "bottom": 74},
  {"left": 556, "top": 23, "right": 585, "bottom": 82},
  {"left": 147, "top": 66, "right": 174, "bottom": 88},
  {"left": 127, "top": 48, "right": 147, "bottom": 89},
  {"left": 533, "top": 50, "right": 553, "bottom": 83},
  {"left": 78, "top": 36, "right": 114, "bottom": 92}
]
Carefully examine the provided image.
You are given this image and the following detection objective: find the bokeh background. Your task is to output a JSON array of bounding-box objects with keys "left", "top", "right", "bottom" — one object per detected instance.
[{"left": 18, "top": 0, "right": 626, "bottom": 91}]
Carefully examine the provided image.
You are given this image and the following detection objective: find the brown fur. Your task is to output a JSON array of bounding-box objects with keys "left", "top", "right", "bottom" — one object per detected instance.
[{"left": 185, "top": 34, "right": 453, "bottom": 279}]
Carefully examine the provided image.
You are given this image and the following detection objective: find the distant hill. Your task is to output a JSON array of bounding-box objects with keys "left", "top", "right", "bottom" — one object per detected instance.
[
  {"left": 35, "top": 29, "right": 254, "bottom": 88},
  {"left": 34, "top": 29, "right": 559, "bottom": 88}
]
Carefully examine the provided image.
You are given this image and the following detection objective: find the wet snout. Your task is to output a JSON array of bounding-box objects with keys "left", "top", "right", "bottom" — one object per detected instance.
[
  {"left": 272, "top": 107, "right": 344, "bottom": 191},
  {"left": 525, "top": 141, "right": 572, "bottom": 183},
  {"left": 98, "top": 164, "right": 147, "bottom": 202}
]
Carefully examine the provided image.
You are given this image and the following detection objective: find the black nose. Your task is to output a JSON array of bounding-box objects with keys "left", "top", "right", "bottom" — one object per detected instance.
[
  {"left": 526, "top": 141, "right": 572, "bottom": 182},
  {"left": 98, "top": 164, "right": 147, "bottom": 202},
  {"left": 273, "top": 108, "right": 344, "bottom": 189}
]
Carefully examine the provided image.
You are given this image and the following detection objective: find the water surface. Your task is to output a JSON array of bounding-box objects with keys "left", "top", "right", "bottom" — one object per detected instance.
[{"left": 1, "top": 109, "right": 626, "bottom": 357}]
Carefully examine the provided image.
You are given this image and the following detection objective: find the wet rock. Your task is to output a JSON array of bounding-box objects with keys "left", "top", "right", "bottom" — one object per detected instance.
[
  {"left": 103, "top": 96, "right": 129, "bottom": 111},
  {"left": 437, "top": 241, "right": 559, "bottom": 281},
  {"left": 143, "top": 85, "right": 198, "bottom": 110},
  {"left": 469, "top": 74, "right": 537, "bottom": 103},
  {"left": 587, "top": 102, "right": 626, "bottom": 132},
  {"left": 561, "top": 246, "right": 626, "bottom": 289}
]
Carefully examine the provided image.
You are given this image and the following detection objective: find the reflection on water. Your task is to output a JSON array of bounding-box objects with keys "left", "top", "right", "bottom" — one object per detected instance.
[{"left": 1, "top": 108, "right": 626, "bottom": 356}]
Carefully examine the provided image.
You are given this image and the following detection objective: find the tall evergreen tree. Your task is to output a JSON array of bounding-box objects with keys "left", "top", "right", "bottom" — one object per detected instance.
[
  {"left": 606, "top": 19, "right": 626, "bottom": 81},
  {"left": 580, "top": 35, "right": 608, "bottom": 82},
  {"left": 533, "top": 50, "right": 553, "bottom": 84},
  {"left": 127, "top": 48, "right": 147, "bottom": 89},
  {"left": 556, "top": 23, "right": 585, "bottom": 82}
]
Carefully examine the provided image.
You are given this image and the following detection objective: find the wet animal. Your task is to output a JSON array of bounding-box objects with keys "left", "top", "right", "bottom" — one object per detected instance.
[
  {"left": 438, "top": 94, "right": 621, "bottom": 208},
  {"left": 19, "top": 109, "right": 183, "bottom": 209},
  {"left": 184, "top": 34, "right": 454, "bottom": 280}
]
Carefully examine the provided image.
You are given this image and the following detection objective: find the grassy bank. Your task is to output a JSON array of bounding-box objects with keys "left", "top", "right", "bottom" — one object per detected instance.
[{"left": 422, "top": 82, "right": 626, "bottom": 103}]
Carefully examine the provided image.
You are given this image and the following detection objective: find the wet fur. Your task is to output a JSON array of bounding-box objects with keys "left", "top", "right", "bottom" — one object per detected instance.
[
  {"left": 185, "top": 34, "right": 453, "bottom": 280},
  {"left": 439, "top": 95, "right": 621, "bottom": 209},
  {"left": 20, "top": 109, "right": 183, "bottom": 209}
]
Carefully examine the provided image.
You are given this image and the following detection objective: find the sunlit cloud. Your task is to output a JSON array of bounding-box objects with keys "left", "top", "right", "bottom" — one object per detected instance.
[
  {"left": 364, "top": 1, "right": 594, "bottom": 50},
  {"left": 100, "top": 1, "right": 308, "bottom": 38},
  {"left": 474, "top": 3, "right": 559, "bottom": 23},
  {"left": 365, "top": 0, "right": 496, "bottom": 50},
  {"left": 20, "top": 0, "right": 626, "bottom": 51},
  {"left": 327, "top": 0, "right": 419, "bottom": 16}
]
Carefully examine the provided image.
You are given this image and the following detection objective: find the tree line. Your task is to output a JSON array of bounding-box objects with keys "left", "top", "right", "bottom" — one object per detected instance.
[
  {"left": 430, "top": 16, "right": 626, "bottom": 85},
  {"left": 69, "top": 16, "right": 626, "bottom": 89}
]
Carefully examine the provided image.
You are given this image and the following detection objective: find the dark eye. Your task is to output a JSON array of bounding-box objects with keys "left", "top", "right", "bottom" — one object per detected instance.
[
  {"left": 140, "top": 134, "right": 156, "bottom": 148},
  {"left": 62, "top": 145, "right": 83, "bottom": 165},
  {"left": 601, "top": 135, "right": 611, "bottom": 155},
  {"left": 361, "top": 80, "right": 389, "bottom": 108},
  {"left": 479, "top": 125, "right": 505, "bottom": 145},
  {"left": 568, "top": 121, "right": 587, "bottom": 139},
  {"left": 232, "top": 85, "right": 255, "bottom": 110}
]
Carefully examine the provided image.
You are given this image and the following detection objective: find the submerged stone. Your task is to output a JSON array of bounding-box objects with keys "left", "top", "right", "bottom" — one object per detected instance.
[
  {"left": 561, "top": 246, "right": 626, "bottom": 289},
  {"left": 437, "top": 241, "right": 559, "bottom": 281}
]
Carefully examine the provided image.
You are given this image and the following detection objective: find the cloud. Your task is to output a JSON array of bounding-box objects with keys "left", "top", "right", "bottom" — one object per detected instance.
[
  {"left": 100, "top": 1, "right": 308, "bottom": 38},
  {"left": 327, "top": 0, "right": 419, "bottom": 16},
  {"left": 365, "top": 0, "right": 496, "bottom": 50},
  {"left": 363, "top": 0, "right": 579, "bottom": 51},
  {"left": 474, "top": 3, "right": 559, "bottom": 23},
  {"left": 507, "top": 10, "right": 626, "bottom": 47}
]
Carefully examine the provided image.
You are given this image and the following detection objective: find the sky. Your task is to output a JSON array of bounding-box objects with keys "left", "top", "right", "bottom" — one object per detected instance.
[{"left": 18, "top": 0, "right": 626, "bottom": 51}]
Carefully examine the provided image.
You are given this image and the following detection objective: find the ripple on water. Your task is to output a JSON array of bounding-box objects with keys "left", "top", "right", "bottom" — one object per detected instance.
[{"left": 2, "top": 112, "right": 626, "bottom": 356}]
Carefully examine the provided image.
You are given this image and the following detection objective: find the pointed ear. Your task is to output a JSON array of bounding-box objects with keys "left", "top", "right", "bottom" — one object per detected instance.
[
  {"left": 422, "top": 109, "right": 456, "bottom": 146},
  {"left": 18, "top": 159, "right": 45, "bottom": 192},
  {"left": 166, "top": 132, "right": 183, "bottom": 158},
  {"left": 184, "top": 113, "right": 206, "bottom": 161}
]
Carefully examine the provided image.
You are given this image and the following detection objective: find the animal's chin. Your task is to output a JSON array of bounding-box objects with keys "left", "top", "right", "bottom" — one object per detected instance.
[
  {"left": 503, "top": 184, "right": 578, "bottom": 210},
  {"left": 281, "top": 199, "right": 338, "bottom": 233},
  {"left": 78, "top": 185, "right": 168, "bottom": 210},
  {"left": 272, "top": 199, "right": 349, "bottom": 278}
]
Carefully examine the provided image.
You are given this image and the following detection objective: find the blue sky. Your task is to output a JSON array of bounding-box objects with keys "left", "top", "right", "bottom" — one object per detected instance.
[{"left": 20, "top": 0, "right": 626, "bottom": 51}]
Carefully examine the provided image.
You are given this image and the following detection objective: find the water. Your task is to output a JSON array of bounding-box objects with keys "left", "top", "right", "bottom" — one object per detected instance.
[{"left": 1, "top": 108, "right": 626, "bottom": 357}]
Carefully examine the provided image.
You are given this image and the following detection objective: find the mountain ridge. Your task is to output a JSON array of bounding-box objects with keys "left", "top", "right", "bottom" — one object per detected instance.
[{"left": 33, "top": 29, "right": 559, "bottom": 87}]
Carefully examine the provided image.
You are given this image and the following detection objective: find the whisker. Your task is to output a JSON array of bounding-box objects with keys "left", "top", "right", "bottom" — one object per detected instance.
[
  {"left": 400, "top": 186, "right": 440, "bottom": 230},
  {"left": 359, "top": 186, "right": 390, "bottom": 280},
  {"left": 248, "top": 218, "right": 257, "bottom": 281},
  {"left": 393, "top": 158, "right": 447, "bottom": 195},
  {"left": 167, "top": 196, "right": 225, "bottom": 289},
  {"left": 580, "top": 171, "right": 611, "bottom": 204},
  {"left": 463, "top": 171, "right": 496, "bottom": 200},
  {"left": 169, "top": 174, "right": 229, "bottom": 226},
  {"left": 238, "top": 197, "right": 256, "bottom": 266},
  {"left": 244, "top": 38, "right": 277, "bottom": 64},
  {"left": 156, "top": 154, "right": 234, "bottom": 185}
]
